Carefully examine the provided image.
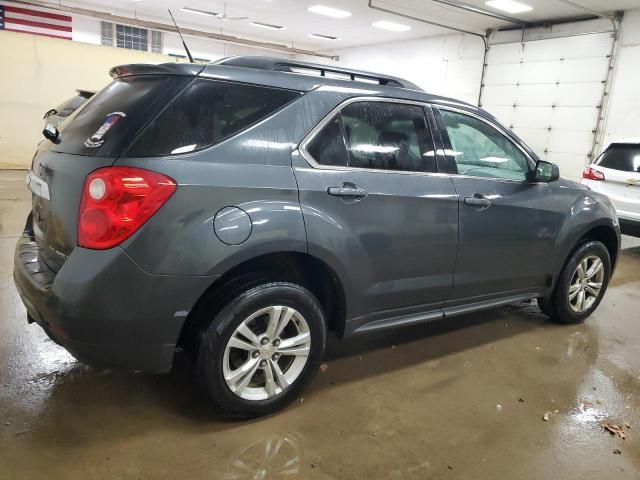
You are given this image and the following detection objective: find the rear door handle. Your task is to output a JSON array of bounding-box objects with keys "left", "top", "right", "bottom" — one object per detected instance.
[
  {"left": 327, "top": 185, "right": 367, "bottom": 198},
  {"left": 464, "top": 194, "right": 491, "bottom": 208}
]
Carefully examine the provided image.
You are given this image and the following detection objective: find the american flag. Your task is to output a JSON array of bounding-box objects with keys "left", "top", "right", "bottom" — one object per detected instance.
[{"left": 0, "top": 4, "right": 72, "bottom": 40}]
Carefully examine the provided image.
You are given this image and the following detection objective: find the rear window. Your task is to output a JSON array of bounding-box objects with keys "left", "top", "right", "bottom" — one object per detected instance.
[
  {"left": 53, "top": 75, "right": 191, "bottom": 157},
  {"left": 125, "top": 79, "right": 300, "bottom": 156},
  {"left": 596, "top": 144, "right": 640, "bottom": 172}
]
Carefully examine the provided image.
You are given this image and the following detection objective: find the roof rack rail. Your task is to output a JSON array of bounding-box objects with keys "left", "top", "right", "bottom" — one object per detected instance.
[{"left": 213, "top": 56, "right": 421, "bottom": 91}]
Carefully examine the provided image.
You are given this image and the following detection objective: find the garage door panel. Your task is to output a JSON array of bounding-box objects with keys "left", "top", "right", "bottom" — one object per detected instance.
[
  {"left": 548, "top": 129, "right": 594, "bottom": 155},
  {"left": 513, "top": 106, "right": 553, "bottom": 128},
  {"left": 482, "top": 32, "right": 613, "bottom": 180},
  {"left": 556, "top": 83, "right": 604, "bottom": 107},
  {"left": 512, "top": 127, "right": 548, "bottom": 154},
  {"left": 551, "top": 107, "right": 599, "bottom": 131},
  {"left": 515, "top": 84, "right": 557, "bottom": 106},
  {"left": 520, "top": 61, "right": 561, "bottom": 84},
  {"left": 483, "top": 63, "right": 521, "bottom": 85},
  {"left": 483, "top": 105, "right": 515, "bottom": 127},
  {"left": 559, "top": 57, "right": 609, "bottom": 83},
  {"left": 486, "top": 43, "right": 522, "bottom": 64},
  {"left": 545, "top": 152, "right": 587, "bottom": 180},
  {"left": 481, "top": 85, "right": 518, "bottom": 106},
  {"left": 522, "top": 33, "right": 612, "bottom": 62}
]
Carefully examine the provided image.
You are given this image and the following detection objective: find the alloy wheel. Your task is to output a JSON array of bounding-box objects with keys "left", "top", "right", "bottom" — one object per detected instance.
[
  {"left": 222, "top": 306, "right": 312, "bottom": 401},
  {"left": 568, "top": 255, "right": 604, "bottom": 313}
]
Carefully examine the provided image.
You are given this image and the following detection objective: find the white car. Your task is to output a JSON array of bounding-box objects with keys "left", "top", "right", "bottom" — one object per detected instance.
[{"left": 582, "top": 141, "right": 640, "bottom": 236}]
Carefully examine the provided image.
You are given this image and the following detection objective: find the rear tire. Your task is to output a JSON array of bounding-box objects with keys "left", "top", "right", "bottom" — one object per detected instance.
[
  {"left": 196, "top": 282, "right": 326, "bottom": 418},
  {"left": 540, "top": 241, "right": 611, "bottom": 324}
]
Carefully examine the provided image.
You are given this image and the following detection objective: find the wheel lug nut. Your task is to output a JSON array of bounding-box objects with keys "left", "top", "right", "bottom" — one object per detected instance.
[
  {"left": 259, "top": 360, "right": 267, "bottom": 368},
  {"left": 260, "top": 338, "right": 269, "bottom": 346},
  {"left": 252, "top": 351, "right": 260, "bottom": 359},
  {"left": 272, "top": 353, "right": 280, "bottom": 361},
  {"left": 273, "top": 339, "right": 280, "bottom": 347}
]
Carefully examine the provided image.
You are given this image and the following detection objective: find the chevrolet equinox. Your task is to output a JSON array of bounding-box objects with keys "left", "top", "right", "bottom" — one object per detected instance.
[{"left": 15, "top": 56, "right": 621, "bottom": 417}]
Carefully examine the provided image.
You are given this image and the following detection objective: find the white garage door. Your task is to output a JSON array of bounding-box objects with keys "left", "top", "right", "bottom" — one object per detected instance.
[{"left": 480, "top": 32, "right": 614, "bottom": 181}]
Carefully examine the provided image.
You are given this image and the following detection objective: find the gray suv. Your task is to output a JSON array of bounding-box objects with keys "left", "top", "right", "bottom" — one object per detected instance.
[{"left": 14, "top": 56, "right": 620, "bottom": 417}]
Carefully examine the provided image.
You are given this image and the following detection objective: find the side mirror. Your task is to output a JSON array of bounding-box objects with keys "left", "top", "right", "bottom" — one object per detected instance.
[
  {"left": 42, "top": 124, "right": 61, "bottom": 144},
  {"left": 527, "top": 160, "right": 559, "bottom": 183}
]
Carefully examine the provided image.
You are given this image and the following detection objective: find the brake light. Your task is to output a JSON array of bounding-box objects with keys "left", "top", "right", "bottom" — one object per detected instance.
[
  {"left": 78, "top": 167, "right": 176, "bottom": 249},
  {"left": 583, "top": 166, "right": 605, "bottom": 181}
]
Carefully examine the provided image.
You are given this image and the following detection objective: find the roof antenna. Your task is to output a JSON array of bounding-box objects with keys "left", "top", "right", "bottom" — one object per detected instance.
[{"left": 168, "top": 9, "right": 194, "bottom": 63}]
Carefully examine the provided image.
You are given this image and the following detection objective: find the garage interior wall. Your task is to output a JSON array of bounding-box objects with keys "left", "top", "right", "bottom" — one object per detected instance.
[
  {"left": 1, "top": 2, "right": 639, "bottom": 176},
  {"left": 329, "top": 34, "right": 485, "bottom": 106},
  {"left": 333, "top": 14, "right": 638, "bottom": 182},
  {"left": 0, "top": 0, "right": 289, "bottom": 169},
  {"left": 601, "top": 9, "right": 640, "bottom": 149},
  {"left": 0, "top": 31, "right": 183, "bottom": 169}
]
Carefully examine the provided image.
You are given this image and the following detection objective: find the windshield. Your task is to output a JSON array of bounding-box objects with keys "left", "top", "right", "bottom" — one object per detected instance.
[{"left": 596, "top": 144, "right": 640, "bottom": 172}]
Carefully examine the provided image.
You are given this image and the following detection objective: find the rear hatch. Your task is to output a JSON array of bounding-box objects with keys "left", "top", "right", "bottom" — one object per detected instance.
[
  {"left": 29, "top": 73, "right": 194, "bottom": 272},
  {"left": 591, "top": 144, "right": 640, "bottom": 215}
]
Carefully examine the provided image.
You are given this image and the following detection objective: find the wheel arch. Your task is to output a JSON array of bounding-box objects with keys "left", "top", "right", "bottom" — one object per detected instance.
[
  {"left": 577, "top": 224, "right": 620, "bottom": 271},
  {"left": 176, "top": 251, "right": 348, "bottom": 358},
  {"left": 553, "top": 221, "right": 620, "bottom": 289}
]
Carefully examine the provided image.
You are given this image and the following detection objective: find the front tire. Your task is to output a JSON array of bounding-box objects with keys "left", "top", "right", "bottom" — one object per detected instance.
[
  {"left": 540, "top": 241, "right": 611, "bottom": 324},
  {"left": 196, "top": 282, "right": 326, "bottom": 418}
]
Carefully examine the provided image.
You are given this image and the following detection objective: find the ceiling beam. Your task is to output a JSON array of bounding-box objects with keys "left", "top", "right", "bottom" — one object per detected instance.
[{"left": 16, "top": 0, "right": 338, "bottom": 60}]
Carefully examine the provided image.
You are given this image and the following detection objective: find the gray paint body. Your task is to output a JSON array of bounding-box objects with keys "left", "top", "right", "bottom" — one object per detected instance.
[{"left": 14, "top": 60, "right": 621, "bottom": 372}]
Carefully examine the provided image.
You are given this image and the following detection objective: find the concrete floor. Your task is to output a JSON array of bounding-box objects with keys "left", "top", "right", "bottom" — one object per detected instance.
[{"left": 1, "top": 169, "right": 639, "bottom": 480}]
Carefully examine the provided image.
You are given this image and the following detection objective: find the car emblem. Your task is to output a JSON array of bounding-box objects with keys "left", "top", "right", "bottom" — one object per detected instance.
[{"left": 84, "top": 111, "right": 126, "bottom": 148}]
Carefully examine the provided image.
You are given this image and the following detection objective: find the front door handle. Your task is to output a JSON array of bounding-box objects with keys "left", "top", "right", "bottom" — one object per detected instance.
[
  {"left": 464, "top": 194, "right": 491, "bottom": 208},
  {"left": 327, "top": 185, "right": 367, "bottom": 198}
]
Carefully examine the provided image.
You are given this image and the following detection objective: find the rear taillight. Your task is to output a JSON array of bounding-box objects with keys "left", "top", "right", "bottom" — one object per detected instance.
[
  {"left": 78, "top": 167, "right": 176, "bottom": 249},
  {"left": 582, "top": 166, "right": 605, "bottom": 181}
]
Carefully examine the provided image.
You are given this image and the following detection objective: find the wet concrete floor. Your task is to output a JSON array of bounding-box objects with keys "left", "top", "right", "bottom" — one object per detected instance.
[{"left": 0, "top": 169, "right": 639, "bottom": 479}]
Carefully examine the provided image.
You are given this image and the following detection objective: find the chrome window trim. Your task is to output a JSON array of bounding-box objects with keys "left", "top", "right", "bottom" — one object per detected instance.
[
  {"left": 435, "top": 104, "right": 537, "bottom": 184},
  {"left": 298, "top": 96, "right": 443, "bottom": 177}
]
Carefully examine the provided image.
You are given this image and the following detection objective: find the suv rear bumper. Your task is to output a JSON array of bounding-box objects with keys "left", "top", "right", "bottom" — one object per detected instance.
[{"left": 13, "top": 230, "right": 216, "bottom": 373}]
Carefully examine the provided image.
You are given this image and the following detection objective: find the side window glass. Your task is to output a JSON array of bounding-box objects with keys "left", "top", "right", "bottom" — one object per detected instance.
[
  {"left": 306, "top": 115, "right": 348, "bottom": 167},
  {"left": 127, "top": 79, "right": 299, "bottom": 156},
  {"left": 441, "top": 110, "right": 530, "bottom": 181},
  {"left": 340, "top": 102, "right": 436, "bottom": 172}
]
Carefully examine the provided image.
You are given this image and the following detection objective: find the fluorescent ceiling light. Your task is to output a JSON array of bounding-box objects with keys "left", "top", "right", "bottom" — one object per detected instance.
[
  {"left": 372, "top": 21, "right": 411, "bottom": 32},
  {"left": 251, "top": 21, "right": 285, "bottom": 30},
  {"left": 309, "top": 33, "right": 341, "bottom": 40},
  {"left": 181, "top": 7, "right": 219, "bottom": 17},
  {"left": 308, "top": 5, "right": 351, "bottom": 18},
  {"left": 485, "top": 0, "right": 532, "bottom": 14}
]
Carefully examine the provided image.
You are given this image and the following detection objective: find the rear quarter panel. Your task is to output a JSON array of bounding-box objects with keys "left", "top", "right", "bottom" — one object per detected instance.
[{"left": 117, "top": 90, "right": 343, "bottom": 276}]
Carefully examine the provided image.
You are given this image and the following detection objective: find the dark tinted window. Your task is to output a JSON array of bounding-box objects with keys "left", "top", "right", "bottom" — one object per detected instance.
[
  {"left": 306, "top": 115, "right": 348, "bottom": 167},
  {"left": 52, "top": 75, "right": 191, "bottom": 157},
  {"left": 127, "top": 79, "right": 299, "bottom": 156},
  {"left": 341, "top": 102, "right": 435, "bottom": 172},
  {"left": 596, "top": 144, "right": 640, "bottom": 172}
]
